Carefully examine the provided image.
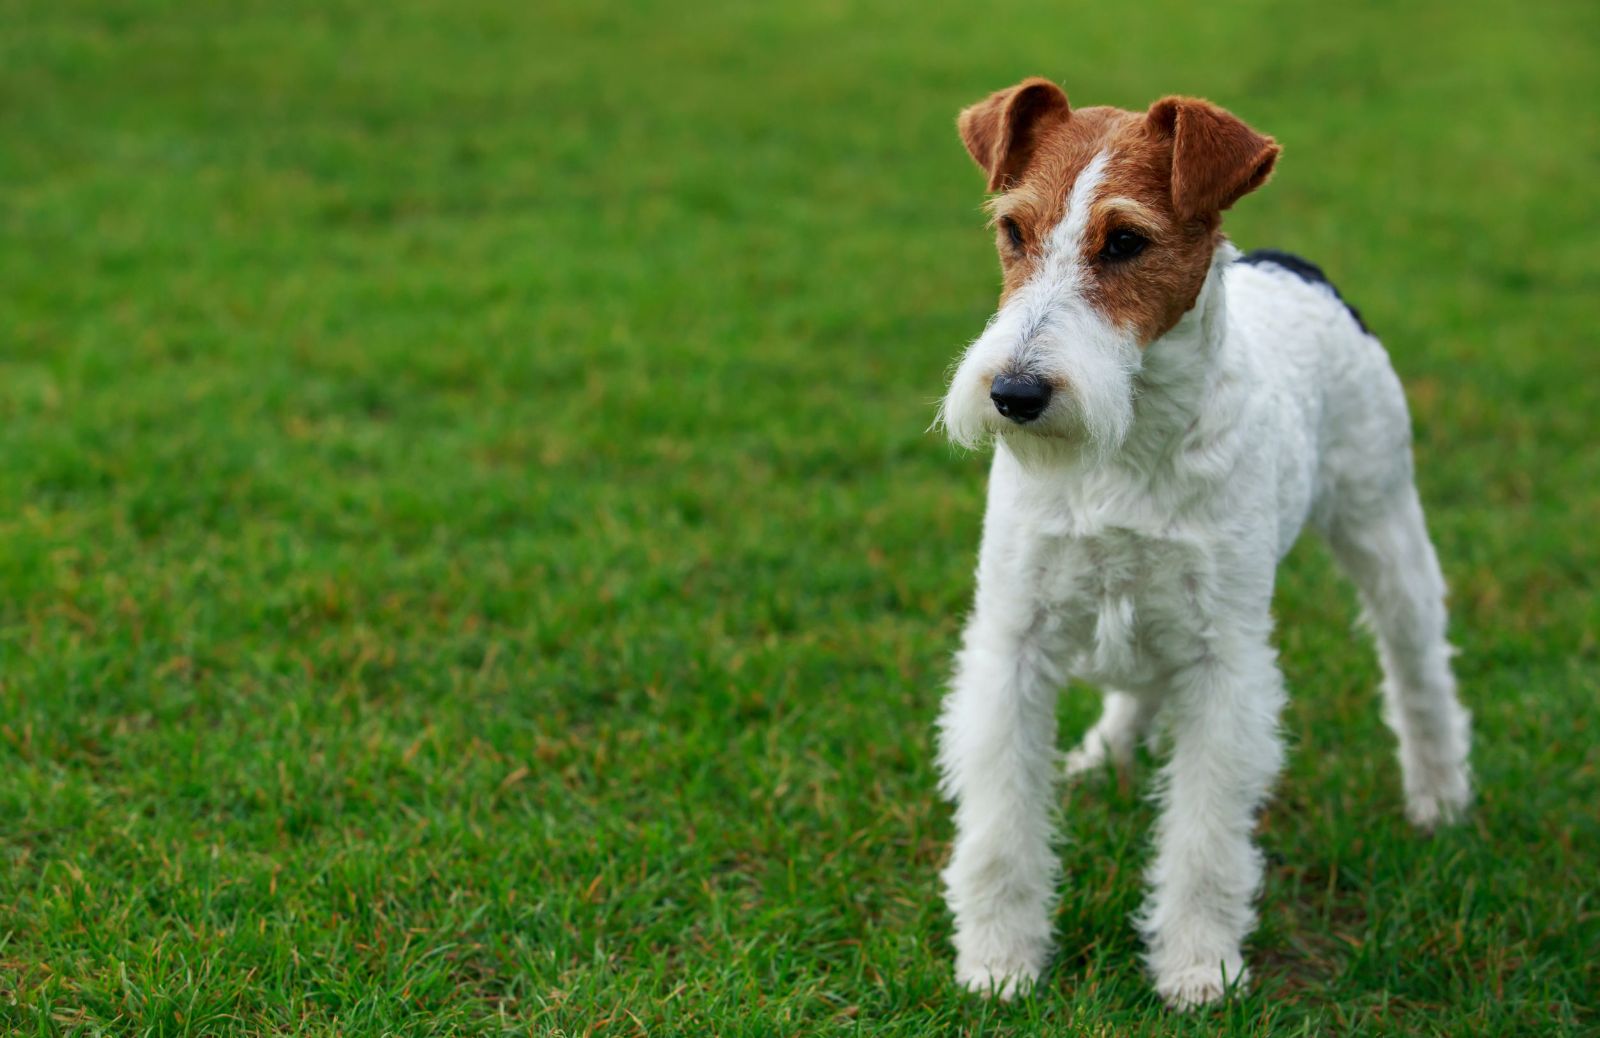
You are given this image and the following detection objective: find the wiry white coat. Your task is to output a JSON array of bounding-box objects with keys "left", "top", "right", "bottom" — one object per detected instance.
[{"left": 935, "top": 193, "right": 1472, "bottom": 1007}]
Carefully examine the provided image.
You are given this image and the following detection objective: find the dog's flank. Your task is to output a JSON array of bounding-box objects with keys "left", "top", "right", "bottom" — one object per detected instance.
[{"left": 934, "top": 78, "right": 1471, "bottom": 1009}]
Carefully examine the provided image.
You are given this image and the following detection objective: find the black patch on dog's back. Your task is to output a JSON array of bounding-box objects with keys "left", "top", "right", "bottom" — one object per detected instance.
[{"left": 1236, "top": 249, "right": 1371, "bottom": 335}]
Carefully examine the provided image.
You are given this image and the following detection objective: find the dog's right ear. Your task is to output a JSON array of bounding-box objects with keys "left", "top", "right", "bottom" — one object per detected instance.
[{"left": 958, "top": 78, "right": 1071, "bottom": 192}]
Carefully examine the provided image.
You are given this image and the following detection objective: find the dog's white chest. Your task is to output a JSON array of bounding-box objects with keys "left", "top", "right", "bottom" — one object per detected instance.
[{"left": 1033, "top": 528, "right": 1215, "bottom": 690}]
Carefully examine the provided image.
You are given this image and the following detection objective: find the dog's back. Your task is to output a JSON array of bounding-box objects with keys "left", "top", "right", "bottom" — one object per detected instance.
[{"left": 1223, "top": 249, "right": 1417, "bottom": 551}]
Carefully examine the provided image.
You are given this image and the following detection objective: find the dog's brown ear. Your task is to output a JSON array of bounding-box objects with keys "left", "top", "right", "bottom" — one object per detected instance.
[
  {"left": 958, "top": 78, "right": 1071, "bottom": 192},
  {"left": 1146, "top": 96, "right": 1280, "bottom": 220}
]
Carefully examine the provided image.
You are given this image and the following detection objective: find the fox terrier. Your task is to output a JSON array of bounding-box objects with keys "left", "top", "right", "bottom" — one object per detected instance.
[{"left": 933, "top": 79, "right": 1472, "bottom": 1008}]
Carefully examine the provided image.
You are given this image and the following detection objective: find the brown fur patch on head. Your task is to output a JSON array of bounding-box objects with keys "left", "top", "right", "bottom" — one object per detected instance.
[
  {"left": 1083, "top": 114, "right": 1222, "bottom": 342},
  {"left": 958, "top": 82, "right": 1280, "bottom": 345},
  {"left": 984, "top": 106, "right": 1134, "bottom": 302}
]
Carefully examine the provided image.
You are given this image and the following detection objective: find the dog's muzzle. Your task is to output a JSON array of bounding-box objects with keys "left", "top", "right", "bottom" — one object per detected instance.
[{"left": 990, "top": 374, "right": 1052, "bottom": 424}]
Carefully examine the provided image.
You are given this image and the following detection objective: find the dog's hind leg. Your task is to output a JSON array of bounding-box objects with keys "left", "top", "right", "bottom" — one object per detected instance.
[
  {"left": 1064, "top": 690, "right": 1157, "bottom": 780},
  {"left": 1325, "top": 483, "right": 1472, "bottom": 828}
]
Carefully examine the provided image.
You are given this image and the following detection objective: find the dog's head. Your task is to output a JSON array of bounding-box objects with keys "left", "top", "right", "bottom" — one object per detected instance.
[{"left": 937, "top": 80, "right": 1279, "bottom": 460}]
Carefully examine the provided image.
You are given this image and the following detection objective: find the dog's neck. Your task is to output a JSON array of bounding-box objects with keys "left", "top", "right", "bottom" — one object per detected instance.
[{"left": 1117, "top": 240, "right": 1244, "bottom": 466}]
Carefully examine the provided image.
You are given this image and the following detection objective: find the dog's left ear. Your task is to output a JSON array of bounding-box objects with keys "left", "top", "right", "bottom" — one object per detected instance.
[
  {"left": 1147, "top": 97, "right": 1280, "bottom": 221},
  {"left": 958, "top": 78, "right": 1071, "bottom": 192}
]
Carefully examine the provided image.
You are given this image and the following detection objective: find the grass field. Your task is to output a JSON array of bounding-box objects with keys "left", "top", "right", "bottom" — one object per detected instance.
[{"left": 2, "top": 0, "right": 1598, "bottom": 1034}]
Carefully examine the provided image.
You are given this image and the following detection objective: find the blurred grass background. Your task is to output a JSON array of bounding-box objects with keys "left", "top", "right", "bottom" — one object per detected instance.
[{"left": 1, "top": 0, "right": 1597, "bottom": 1034}]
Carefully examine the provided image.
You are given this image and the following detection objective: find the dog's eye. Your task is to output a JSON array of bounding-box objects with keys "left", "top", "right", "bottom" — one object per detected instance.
[
  {"left": 999, "top": 216, "right": 1025, "bottom": 251},
  {"left": 1100, "top": 228, "right": 1148, "bottom": 261}
]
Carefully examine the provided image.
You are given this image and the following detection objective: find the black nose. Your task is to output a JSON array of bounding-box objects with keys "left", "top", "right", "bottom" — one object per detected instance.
[{"left": 990, "top": 374, "right": 1052, "bottom": 423}]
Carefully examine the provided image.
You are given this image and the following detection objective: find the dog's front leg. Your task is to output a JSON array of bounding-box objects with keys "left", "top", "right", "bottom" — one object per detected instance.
[
  {"left": 1138, "top": 639, "right": 1286, "bottom": 1008},
  {"left": 936, "top": 604, "right": 1063, "bottom": 999}
]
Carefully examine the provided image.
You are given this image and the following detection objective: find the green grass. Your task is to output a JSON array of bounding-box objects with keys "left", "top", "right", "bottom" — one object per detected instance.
[{"left": 2, "top": 0, "right": 1597, "bottom": 1033}]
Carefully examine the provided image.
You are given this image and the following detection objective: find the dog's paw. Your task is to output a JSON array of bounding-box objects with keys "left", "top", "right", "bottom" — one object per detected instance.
[
  {"left": 1062, "top": 736, "right": 1129, "bottom": 784},
  {"left": 1405, "top": 767, "right": 1471, "bottom": 830},
  {"left": 1062, "top": 742, "right": 1110, "bottom": 782},
  {"left": 954, "top": 936, "right": 1047, "bottom": 1001},
  {"left": 955, "top": 959, "right": 1039, "bottom": 1001},
  {"left": 1405, "top": 787, "right": 1471, "bottom": 830},
  {"left": 1153, "top": 958, "right": 1247, "bottom": 1010}
]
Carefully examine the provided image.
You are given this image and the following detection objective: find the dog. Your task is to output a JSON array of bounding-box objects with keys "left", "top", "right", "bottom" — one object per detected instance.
[{"left": 933, "top": 78, "right": 1473, "bottom": 1008}]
